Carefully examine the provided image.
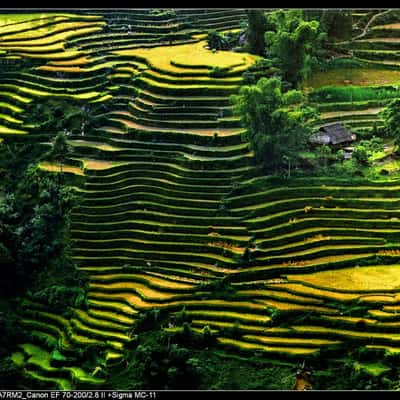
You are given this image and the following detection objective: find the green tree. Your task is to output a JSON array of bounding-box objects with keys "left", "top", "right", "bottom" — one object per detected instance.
[
  {"left": 46, "top": 131, "right": 72, "bottom": 176},
  {"left": 0, "top": 166, "right": 77, "bottom": 287},
  {"left": 352, "top": 145, "right": 370, "bottom": 166},
  {"left": 246, "top": 9, "right": 267, "bottom": 56},
  {"left": 320, "top": 10, "right": 353, "bottom": 41},
  {"left": 336, "top": 149, "right": 345, "bottom": 163},
  {"left": 206, "top": 30, "right": 227, "bottom": 50},
  {"left": 382, "top": 99, "right": 400, "bottom": 147},
  {"left": 316, "top": 144, "right": 332, "bottom": 169},
  {"left": 26, "top": 99, "right": 95, "bottom": 135},
  {"left": 264, "top": 10, "right": 321, "bottom": 87},
  {"left": 232, "top": 76, "right": 314, "bottom": 172}
]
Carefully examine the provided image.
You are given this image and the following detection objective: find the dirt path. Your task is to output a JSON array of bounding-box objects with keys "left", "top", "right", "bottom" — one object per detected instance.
[{"left": 353, "top": 9, "right": 393, "bottom": 41}]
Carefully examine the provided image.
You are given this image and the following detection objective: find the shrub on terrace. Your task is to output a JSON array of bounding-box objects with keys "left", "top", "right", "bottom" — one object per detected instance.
[
  {"left": 45, "top": 131, "right": 73, "bottom": 178},
  {"left": 199, "top": 277, "right": 236, "bottom": 300},
  {"left": 209, "top": 66, "right": 229, "bottom": 78},
  {"left": 352, "top": 145, "right": 370, "bottom": 166},
  {"left": 242, "top": 58, "right": 278, "bottom": 85},
  {"left": 207, "top": 30, "right": 242, "bottom": 52},
  {"left": 319, "top": 10, "right": 353, "bottom": 41},
  {"left": 315, "top": 144, "right": 333, "bottom": 170},
  {"left": 207, "top": 30, "right": 228, "bottom": 51}
]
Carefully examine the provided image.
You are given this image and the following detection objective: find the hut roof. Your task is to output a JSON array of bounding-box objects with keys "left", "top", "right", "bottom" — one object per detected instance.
[{"left": 309, "top": 123, "right": 356, "bottom": 145}]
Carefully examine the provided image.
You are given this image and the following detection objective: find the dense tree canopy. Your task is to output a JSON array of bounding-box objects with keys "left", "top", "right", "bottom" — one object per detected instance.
[
  {"left": 0, "top": 165, "right": 77, "bottom": 288},
  {"left": 26, "top": 99, "right": 96, "bottom": 135},
  {"left": 232, "top": 76, "right": 315, "bottom": 173},
  {"left": 382, "top": 99, "right": 400, "bottom": 149},
  {"left": 246, "top": 10, "right": 267, "bottom": 56},
  {"left": 264, "top": 10, "right": 322, "bottom": 87}
]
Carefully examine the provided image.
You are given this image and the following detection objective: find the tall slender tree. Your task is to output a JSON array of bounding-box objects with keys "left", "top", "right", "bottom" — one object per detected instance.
[
  {"left": 246, "top": 9, "right": 267, "bottom": 56},
  {"left": 46, "top": 131, "right": 72, "bottom": 177}
]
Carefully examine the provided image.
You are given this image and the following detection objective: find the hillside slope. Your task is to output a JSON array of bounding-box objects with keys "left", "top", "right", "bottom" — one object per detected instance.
[{"left": 2, "top": 9, "right": 400, "bottom": 389}]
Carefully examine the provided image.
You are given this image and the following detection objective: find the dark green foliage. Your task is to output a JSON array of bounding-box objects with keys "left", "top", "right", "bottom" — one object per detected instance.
[
  {"left": 209, "top": 66, "right": 229, "bottom": 78},
  {"left": 105, "top": 326, "right": 296, "bottom": 390},
  {"left": 26, "top": 99, "right": 98, "bottom": 136},
  {"left": 320, "top": 10, "right": 353, "bottom": 41},
  {"left": 0, "top": 357, "right": 21, "bottom": 389},
  {"left": 207, "top": 30, "right": 227, "bottom": 51},
  {"left": 46, "top": 131, "right": 73, "bottom": 176},
  {"left": 242, "top": 58, "right": 277, "bottom": 85},
  {"left": 264, "top": 10, "right": 322, "bottom": 87},
  {"left": 315, "top": 144, "right": 333, "bottom": 170},
  {"left": 198, "top": 277, "right": 236, "bottom": 300},
  {"left": 135, "top": 308, "right": 163, "bottom": 332},
  {"left": 382, "top": 99, "right": 400, "bottom": 147},
  {"left": 0, "top": 166, "right": 77, "bottom": 289},
  {"left": 0, "top": 141, "right": 46, "bottom": 193},
  {"left": 311, "top": 346, "right": 398, "bottom": 390},
  {"left": 265, "top": 306, "right": 285, "bottom": 325},
  {"left": 246, "top": 10, "right": 267, "bottom": 56},
  {"left": 28, "top": 280, "right": 86, "bottom": 315},
  {"left": 282, "top": 89, "right": 303, "bottom": 105},
  {"left": 352, "top": 144, "right": 370, "bottom": 166},
  {"left": 220, "top": 320, "right": 242, "bottom": 339},
  {"left": 336, "top": 149, "right": 345, "bottom": 163},
  {"left": 107, "top": 331, "right": 202, "bottom": 390},
  {"left": 232, "top": 76, "right": 315, "bottom": 172},
  {"left": 0, "top": 306, "right": 25, "bottom": 348},
  {"left": 175, "top": 306, "right": 190, "bottom": 325},
  {"left": 0, "top": 139, "right": 84, "bottom": 323},
  {"left": 0, "top": 305, "right": 26, "bottom": 387}
]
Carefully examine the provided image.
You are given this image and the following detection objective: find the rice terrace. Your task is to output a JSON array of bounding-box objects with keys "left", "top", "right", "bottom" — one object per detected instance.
[{"left": 4, "top": 8, "right": 400, "bottom": 391}]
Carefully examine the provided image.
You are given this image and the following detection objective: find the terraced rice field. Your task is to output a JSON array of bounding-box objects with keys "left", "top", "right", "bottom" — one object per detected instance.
[{"left": 4, "top": 9, "right": 400, "bottom": 389}]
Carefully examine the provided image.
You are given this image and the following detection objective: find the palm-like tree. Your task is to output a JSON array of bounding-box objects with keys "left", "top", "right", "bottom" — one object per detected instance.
[{"left": 46, "top": 131, "right": 72, "bottom": 178}]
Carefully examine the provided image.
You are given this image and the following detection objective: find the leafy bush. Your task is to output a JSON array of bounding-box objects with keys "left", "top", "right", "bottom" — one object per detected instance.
[
  {"left": 352, "top": 144, "right": 370, "bottom": 166},
  {"left": 209, "top": 66, "right": 229, "bottom": 77},
  {"left": 207, "top": 29, "right": 242, "bottom": 51},
  {"left": 207, "top": 30, "right": 227, "bottom": 51},
  {"left": 199, "top": 278, "right": 236, "bottom": 299},
  {"left": 381, "top": 99, "right": 400, "bottom": 145},
  {"left": 282, "top": 89, "right": 303, "bottom": 105},
  {"left": 242, "top": 58, "right": 276, "bottom": 85},
  {"left": 28, "top": 285, "right": 86, "bottom": 314}
]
